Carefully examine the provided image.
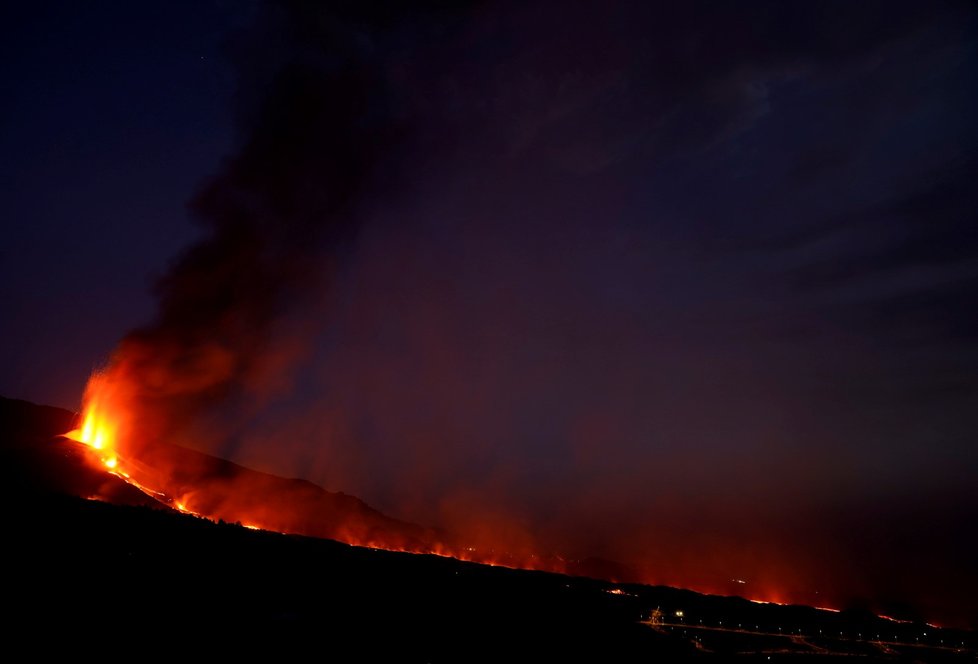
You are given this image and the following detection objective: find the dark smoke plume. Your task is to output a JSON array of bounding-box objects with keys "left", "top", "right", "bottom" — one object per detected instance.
[
  {"left": 73, "top": 0, "right": 977, "bottom": 628},
  {"left": 103, "top": 1, "right": 453, "bottom": 452}
]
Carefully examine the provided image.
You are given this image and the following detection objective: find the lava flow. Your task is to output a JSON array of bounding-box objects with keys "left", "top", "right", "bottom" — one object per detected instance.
[
  {"left": 61, "top": 370, "right": 835, "bottom": 615},
  {"left": 60, "top": 370, "right": 586, "bottom": 577}
]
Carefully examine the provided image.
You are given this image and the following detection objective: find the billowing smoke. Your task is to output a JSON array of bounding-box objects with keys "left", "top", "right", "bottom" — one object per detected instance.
[
  {"left": 77, "top": 0, "right": 977, "bottom": 628},
  {"left": 98, "top": 1, "right": 446, "bottom": 454}
]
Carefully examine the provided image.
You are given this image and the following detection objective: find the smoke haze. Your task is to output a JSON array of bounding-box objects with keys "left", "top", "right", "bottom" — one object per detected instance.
[{"left": 5, "top": 0, "right": 976, "bottom": 626}]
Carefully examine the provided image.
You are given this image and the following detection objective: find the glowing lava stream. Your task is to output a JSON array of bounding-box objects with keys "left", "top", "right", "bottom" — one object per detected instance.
[
  {"left": 63, "top": 373, "right": 898, "bottom": 622},
  {"left": 64, "top": 418, "right": 165, "bottom": 500},
  {"left": 64, "top": 374, "right": 182, "bottom": 508},
  {"left": 61, "top": 394, "right": 841, "bottom": 614}
]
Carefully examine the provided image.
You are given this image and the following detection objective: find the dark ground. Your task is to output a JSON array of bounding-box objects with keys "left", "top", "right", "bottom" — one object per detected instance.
[{"left": 1, "top": 396, "right": 974, "bottom": 660}]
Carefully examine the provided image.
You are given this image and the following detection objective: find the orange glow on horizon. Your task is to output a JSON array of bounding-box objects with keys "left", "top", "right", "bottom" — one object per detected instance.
[{"left": 58, "top": 369, "right": 926, "bottom": 629}]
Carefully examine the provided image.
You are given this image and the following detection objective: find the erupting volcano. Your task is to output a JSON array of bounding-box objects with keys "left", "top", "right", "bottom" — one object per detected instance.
[
  {"left": 65, "top": 374, "right": 123, "bottom": 471},
  {"left": 56, "top": 367, "right": 631, "bottom": 578},
  {"left": 60, "top": 367, "right": 437, "bottom": 550},
  {"left": 42, "top": 0, "right": 650, "bottom": 595},
  {"left": 4, "top": 0, "right": 977, "bottom": 648},
  {"left": 43, "top": 371, "right": 860, "bottom": 615}
]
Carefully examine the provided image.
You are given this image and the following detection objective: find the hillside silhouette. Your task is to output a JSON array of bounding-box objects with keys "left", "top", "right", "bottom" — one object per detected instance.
[{"left": 1, "top": 395, "right": 973, "bottom": 659}]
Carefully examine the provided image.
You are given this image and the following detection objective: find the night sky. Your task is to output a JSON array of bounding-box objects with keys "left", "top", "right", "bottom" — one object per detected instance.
[{"left": 2, "top": 1, "right": 977, "bottom": 625}]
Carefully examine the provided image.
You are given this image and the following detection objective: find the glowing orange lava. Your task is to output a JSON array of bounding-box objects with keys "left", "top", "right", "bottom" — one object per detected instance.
[
  {"left": 65, "top": 372, "right": 124, "bottom": 471},
  {"left": 59, "top": 370, "right": 883, "bottom": 624}
]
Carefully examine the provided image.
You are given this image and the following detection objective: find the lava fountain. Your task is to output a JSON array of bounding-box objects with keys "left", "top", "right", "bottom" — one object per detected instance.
[
  {"left": 65, "top": 372, "right": 125, "bottom": 472},
  {"left": 60, "top": 368, "right": 581, "bottom": 577}
]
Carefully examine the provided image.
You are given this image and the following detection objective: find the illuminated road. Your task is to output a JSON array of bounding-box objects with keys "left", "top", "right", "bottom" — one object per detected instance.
[{"left": 644, "top": 621, "right": 974, "bottom": 658}]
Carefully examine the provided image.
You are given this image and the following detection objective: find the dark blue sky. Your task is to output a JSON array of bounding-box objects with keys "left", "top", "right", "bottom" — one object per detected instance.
[
  {"left": 1, "top": 1, "right": 240, "bottom": 406},
  {"left": 2, "top": 1, "right": 977, "bottom": 624}
]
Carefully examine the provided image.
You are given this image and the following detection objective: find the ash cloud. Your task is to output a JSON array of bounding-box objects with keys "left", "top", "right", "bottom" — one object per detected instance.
[
  {"left": 92, "top": 0, "right": 977, "bottom": 627},
  {"left": 104, "top": 1, "right": 458, "bottom": 450}
]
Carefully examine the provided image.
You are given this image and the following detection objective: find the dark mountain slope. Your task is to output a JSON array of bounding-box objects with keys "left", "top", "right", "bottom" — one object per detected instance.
[{"left": 1, "top": 395, "right": 973, "bottom": 660}]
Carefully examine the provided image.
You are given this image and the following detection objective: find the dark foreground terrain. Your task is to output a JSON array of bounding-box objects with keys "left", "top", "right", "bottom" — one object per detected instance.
[{"left": 2, "top": 396, "right": 974, "bottom": 660}]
